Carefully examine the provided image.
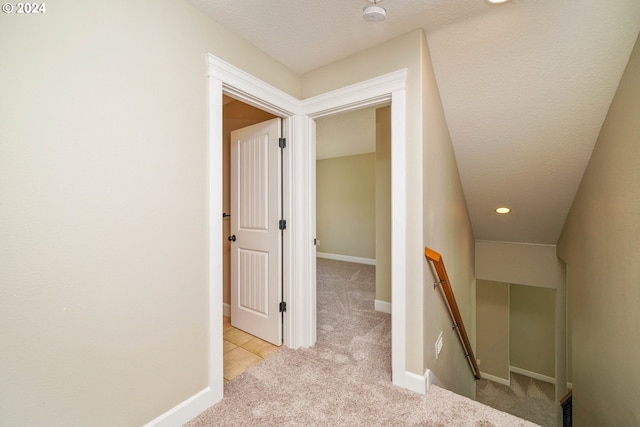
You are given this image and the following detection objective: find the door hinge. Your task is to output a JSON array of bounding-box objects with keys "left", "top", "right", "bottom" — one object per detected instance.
[
  {"left": 279, "top": 219, "right": 287, "bottom": 230},
  {"left": 279, "top": 301, "right": 287, "bottom": 312},
  {"left": 279, "top": 137, "right": 286, "bottom": 149}
]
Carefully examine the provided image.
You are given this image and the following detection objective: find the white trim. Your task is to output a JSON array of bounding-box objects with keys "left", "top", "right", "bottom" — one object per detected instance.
[
  {"left": 308, "top": 118, "right": 318, "bottom": 346},
  {"left": 374, "top": 299, "right": 391, "bottom": 314},
  {"left": 475, "top": 239, "right": 558, "bottom": 248},
  {"left": 223, "top": 303, "right": 230, "bottom": 318},
  {"left": 405, "top": 371, "right": 427, "bottom": 394},
  {"left": 207, "top": 54, "right": 411, "bottom": 403},
  {"left": 282, "top": 123, "right": 298, "bottom": 338},
  {"left": 206, "top": 55, "right": 301, "bottom": 414},
  {"left": 301, "top": 70, "right": 408, "bottom": 392},
  {"left": 207, "top": 57, "right": 299, "bottom": 346},
  {"left": 142, "top": 388, "right": 212, "bottom": 427},
  {"left": 207, "top": 75, "right": 224, "bottom": 405},
  {"left": 390, "top": 85, "right": 407, "bottom": 389},
  {"left": 316, "top": 252, "right": 376, "bottom": 265},
  {"left": 480, "top": 371, "right": 511, "bottom": 386},
  {"left": 480, "top": 368, "right": 569, "bottom": 389},
  {"left": 207, "top": 55, "right": 299, "bottom": 117},
  {"left": 302, "top": 70, "right": 407, "bottom": 118},
  {"left": 510, "top": 366, "right": 556, "bottom": 384},
  {"left": 288, "top": 114, "right": 316, "bottom": 349},
  {"left": 404, "top": 369, "right": 444, "bottom": 395}
]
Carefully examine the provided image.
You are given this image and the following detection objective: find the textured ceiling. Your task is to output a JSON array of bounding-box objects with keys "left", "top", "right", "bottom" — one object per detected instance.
[{"left": 190, "top": 0, "right": 640, "bottom": 245}]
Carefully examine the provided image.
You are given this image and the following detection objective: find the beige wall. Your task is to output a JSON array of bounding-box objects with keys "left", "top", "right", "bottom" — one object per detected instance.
[
  {"left": 566, "top": 267, "right": 573, "bottom": 384},
  {"left": 420, "top": 32, "right": 476, "bottom": 398},
  {"left": 222, "top": 100, "right": 277, "bottom": 307},
  {"left": 510, "top": 284, "right": 556, "bottom": 378},
  {"left": 316, "top": 154, "right": 376, "bottom": 259},
  {"left": 476, "top": 280, "right": 509, "bottom": 380},
  {"left": 476, "top": 281, "right": 557, "bottom": 382},
  {"left": 0, "top": 0, "right": 298, "bottom": 425},
  {"left": 476, "top": 241, "right": 565, "bottom": 289},
  {"left": 376, "top": 106, "right": 392, "bottom": 303},
  {"left": 557, "top": 33, "right": 640, "bottom": 426}
]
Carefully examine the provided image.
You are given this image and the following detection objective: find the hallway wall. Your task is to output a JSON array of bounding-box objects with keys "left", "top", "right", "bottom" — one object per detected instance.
[
  {"left": 558, "top": 32, "right": 640, "bottom": 426},
  {"left": 0, "top": 1, "right": 299, "bottom": 425}
]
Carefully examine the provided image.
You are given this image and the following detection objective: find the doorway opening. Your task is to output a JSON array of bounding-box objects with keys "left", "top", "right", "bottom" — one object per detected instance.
[
  {"left": 314, "top": 104, "right": 391, "bottom": 308},
  {"left": 208, "top": 53, "right": 409, "bottom": 406},
  {"left": 314, "top": 104, "right": 392, "bottom": 373},
  {"left": 221, "top": 97, "right": 284, "bottom": 384}
]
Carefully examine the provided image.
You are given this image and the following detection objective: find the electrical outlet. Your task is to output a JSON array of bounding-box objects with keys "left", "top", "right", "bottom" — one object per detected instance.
[
  {"left": 477, "top": 358, "right": 481, "bottom": 366},
  {"left": 435, "top": 331, "right": 443, "bottom": 359}
]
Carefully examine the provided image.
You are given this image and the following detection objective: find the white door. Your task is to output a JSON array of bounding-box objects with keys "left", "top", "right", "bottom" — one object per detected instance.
[{"left": 230, "top": 118, "right": 282, "bottom": 346}]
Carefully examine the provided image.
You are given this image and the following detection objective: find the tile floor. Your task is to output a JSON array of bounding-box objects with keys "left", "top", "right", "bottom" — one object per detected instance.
[{"left": 223, "top": 316, "right": 280, "bottom": 384}]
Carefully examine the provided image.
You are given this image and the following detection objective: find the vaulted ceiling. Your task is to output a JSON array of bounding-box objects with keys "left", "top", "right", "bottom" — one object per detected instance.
[{"left": 189, "top": 0, "right": 640, "bottom": 245}]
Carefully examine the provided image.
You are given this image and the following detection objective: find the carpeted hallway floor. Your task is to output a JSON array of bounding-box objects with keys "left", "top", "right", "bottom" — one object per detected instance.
[{"left": 185, "top": 258, "right": 538, "bottom": 426}]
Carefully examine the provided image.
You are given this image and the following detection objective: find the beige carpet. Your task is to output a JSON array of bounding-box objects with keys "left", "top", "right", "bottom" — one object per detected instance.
[
  {"left": 476, "top": 372, "right": 557, "bottom": 427},
  {"left": 185, "top": 258, "right": 538, "bottom": 426}
]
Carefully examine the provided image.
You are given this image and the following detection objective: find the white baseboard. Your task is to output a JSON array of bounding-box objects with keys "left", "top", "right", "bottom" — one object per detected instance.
[
  {"left": 480, "top": 371, "right": 511, "bottom": 386},
  {"left": 374, "top": 299, "right": 391, "bottom": 314},
  {"left": 403, "top": 369, "right": 444, "bottom": 395},
  {"left": 223, "top": 303, "right": 230, "bottom": 317},
  {"left": 405, "top": 371, "right": 427, "bottom": 394},
  {"left": 483, "top": 367, "right": 573, "bottom": 389},
  {"left": 142, "top": 387, "right": 213, "bottom": 427},
  {"left": 317, "top": 252, "right": 376, "bottom": 266},
  {"left": 510, "top": 366, "right": 555, "bottom": 385}
]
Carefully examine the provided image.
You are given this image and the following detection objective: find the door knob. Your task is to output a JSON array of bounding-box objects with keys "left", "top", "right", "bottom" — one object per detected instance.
[{"left": 228, "top": 235, "right": 236, "bottom": 242}]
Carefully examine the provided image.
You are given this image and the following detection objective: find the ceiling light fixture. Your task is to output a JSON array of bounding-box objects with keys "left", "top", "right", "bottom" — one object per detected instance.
[
  {"left": 363, "top": 0, "right": 386, "bottom": 22},
  {"left": 495, "top": 207, "right": 511, "bottom": 214},
  {"left": 485, "top": 0, "right": 512, "bottom": 4}
]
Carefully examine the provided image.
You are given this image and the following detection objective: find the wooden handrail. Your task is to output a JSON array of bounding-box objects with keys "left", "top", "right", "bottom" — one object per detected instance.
[{"left": 425, "top": 247, "right": 481, "bottom": 380}]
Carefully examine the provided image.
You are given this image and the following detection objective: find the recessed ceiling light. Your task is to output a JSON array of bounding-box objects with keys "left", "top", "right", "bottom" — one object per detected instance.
[
  {"left": 485, "top": 0, "right": 512, "bottom": 5},
  {"left": 495, "top": 207, "right": 511, "bottom": 214}
]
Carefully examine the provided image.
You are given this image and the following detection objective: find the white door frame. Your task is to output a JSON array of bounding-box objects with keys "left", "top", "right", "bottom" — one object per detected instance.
[
  {"left": 300, "top": 72, "right": 408, "bottom": 390},
  {"left": 207, "top": 54, "right": 409, "bottom": 405},
  {"left": 207, "top": 55, "right": 299, "bottom": 404}
]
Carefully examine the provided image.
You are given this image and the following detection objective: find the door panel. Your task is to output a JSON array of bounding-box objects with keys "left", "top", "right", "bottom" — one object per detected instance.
[{"left": 230, "top": 118, "right": 282, "bottom": 346}]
